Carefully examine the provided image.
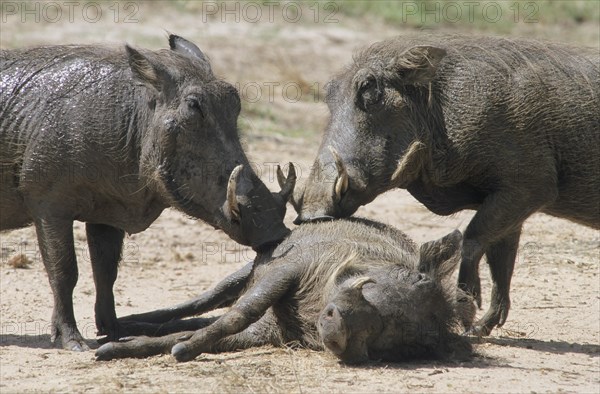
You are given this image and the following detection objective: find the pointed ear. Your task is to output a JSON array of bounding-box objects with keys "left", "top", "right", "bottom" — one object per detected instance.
[
  {"left": 388, "top": 46, "right": 446, "bottom": 85},
  {"left": 418, "top": 230, "right": 462, "bottom": 280},
  {"left": 168, "top": 34, "right": 212, "bottom": 75},
  {"left": 125, "top": 45, "right": 166, "bottom": 92}
]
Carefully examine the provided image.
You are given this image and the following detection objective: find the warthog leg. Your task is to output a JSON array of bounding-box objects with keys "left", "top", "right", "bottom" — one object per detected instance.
[
  {"left": 459, "top": 183, "right": 554, "bottom": 335},
  {"left": 87, "top": 223, "right": 125, "bottom": 340},
  {"left": 470, "top": 229, "right": 521, "bottom": 336},
  {"left": 96, "top": 263, "right": 296, "bottom": 361},
  {"left": 170, "top": 266, "right": 297, "bottom": 362},
  {"left": 115, "top": 261, "right": 253, "bottom": 332},
  {"left": 96, "top": 331, "right": 197, "bottom": 360},
  {"left": 35, "top": 217, "right": 89, "bottom": 351},
  {"left": 95, "top": 313, "right": 278, "bottom": 360}
]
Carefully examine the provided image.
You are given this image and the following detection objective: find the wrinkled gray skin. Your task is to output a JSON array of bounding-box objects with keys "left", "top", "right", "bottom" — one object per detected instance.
[
  {"left": 95, "top": 218, "right": 475, "bottom": 364},
  {"left": 295, "top": 35, "right": 600, "bottom": 335},
  {"left": 0, "top": 35, "right": 291, "bottom": 351}
]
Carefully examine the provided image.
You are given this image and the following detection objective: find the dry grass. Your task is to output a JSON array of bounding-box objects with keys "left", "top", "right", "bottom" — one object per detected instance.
[{"left": 7, "top": 253, "right": 32, "bottom": 269}]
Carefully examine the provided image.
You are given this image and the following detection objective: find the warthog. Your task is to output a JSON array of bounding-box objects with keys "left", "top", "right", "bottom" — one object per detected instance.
[
  {"left": 0, "top": 35, "right": 293, "bottom": 351},
  {"left": 95, "top": 218, "right": 475, "bottom": 364},
  {"left": 295, "top": 35, "right": 600, "bottom": 335}
]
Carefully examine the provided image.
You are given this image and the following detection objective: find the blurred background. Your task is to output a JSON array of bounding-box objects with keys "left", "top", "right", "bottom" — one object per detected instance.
[{"left": 2, "top": 0, "right": 598, "bottom": 145}]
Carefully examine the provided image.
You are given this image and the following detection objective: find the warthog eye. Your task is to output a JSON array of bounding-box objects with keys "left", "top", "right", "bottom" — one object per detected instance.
[
  {"left": 355, "top": 73, "right": 383, "bottom": 112},
  {"left": 359, "top": 77, "right": 375, "bottom": 91},
  {"left": 185, "top": 96, "right": 204, "bottom": 118}
]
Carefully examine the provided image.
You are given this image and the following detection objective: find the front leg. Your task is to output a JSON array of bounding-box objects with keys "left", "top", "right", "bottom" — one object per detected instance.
[
  {"left": 96, "top": 267, "right": 296, "bottom": 361},
  {"left": 86, "top": 223, "right": 125, "bottom": 340},
  {"left": 96, "top": 317, "right": 216, "bottom": 360},
  {"left": 96, "top": 331, "right": 196, "bottom": 360},
  {"left": 471, "top": 229, "right": 521, "bottom": 335},
  {"left": 171, "top": 266, "right": 298, "bottom": 362},
  {"left": 458, "top": 186, "right": 554, "bottom": 334},
  {"left": 35, "top": 217, "right": 87, "bottom": 351},
  {"left": 95, "top": 313, "right": 279, "bottom": 360},
  {"left": 118, "top": 261, "right": 254, "bottom": 331},
  {"left": 458, "top": 238, "right": 485, "bottom": 309}
]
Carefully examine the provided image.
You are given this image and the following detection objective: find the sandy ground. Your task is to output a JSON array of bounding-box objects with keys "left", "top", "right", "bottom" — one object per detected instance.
[
  {"left": 1, "top": 2, "right": 599, "bottom": 393},
  {"left": 2, "top": 135, "right": 598, "bottom": 393}
]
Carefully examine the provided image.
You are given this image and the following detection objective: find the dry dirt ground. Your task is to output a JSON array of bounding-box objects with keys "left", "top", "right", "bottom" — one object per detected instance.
[{"left": 1, "top": 2, "right": 599, "bottom": 393}]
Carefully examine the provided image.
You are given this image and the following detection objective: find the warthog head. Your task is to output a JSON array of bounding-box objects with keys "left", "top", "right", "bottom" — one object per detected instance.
[
  {"left": 317, "top": 230, "right": 474, "bottom": 363},
  {"left": 129, "top": 35, "right": 294, "bottom": 249},
  {"left": 294, "top": 42, "right": 446, "bottom": 223}
]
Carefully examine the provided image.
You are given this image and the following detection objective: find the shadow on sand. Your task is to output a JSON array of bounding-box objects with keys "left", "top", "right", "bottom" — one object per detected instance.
[{"left": 0, "top": 334, "right": 99, "bottom": 350}]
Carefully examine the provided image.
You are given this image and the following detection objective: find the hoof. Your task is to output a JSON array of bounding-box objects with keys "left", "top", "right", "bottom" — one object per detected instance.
[
  {"left": 465, "top": 324, "right": 493, "bottom": 337},
  {"left": 64, "top": 338, "right": 90, "bottom": 352},
  {"left": 70, "top": 343, "right": 87, "bottom": 352},
  {"left": 95, "top": 343, "right": 115, "bottom": 361},
  {"left": 171, "top": 342, "right": 196, "bottom": 362},
  {"left": 475, "top": 294, "right": 482, "bottom": 309}
]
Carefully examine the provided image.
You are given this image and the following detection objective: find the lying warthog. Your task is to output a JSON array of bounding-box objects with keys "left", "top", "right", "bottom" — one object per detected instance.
[
  {"left": 295, "top": 35, "right": 600, "bottom": 335},
  {"left": 0, "top": 35, "right": 293, "bottom": 351},
  {"left": 95, "top": 218, "right": 475, "bottom": 363}
]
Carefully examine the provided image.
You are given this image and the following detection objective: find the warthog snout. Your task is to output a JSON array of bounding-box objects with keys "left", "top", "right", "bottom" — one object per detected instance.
[
  {"left": 318, "top": 303, "right": 348, "bottom": 356},
  {"left": 295, "top": 147, "right": 369, "bottom": 224},
  {"left": 223, "top": 163, "right": 296, "bottom": 250}
]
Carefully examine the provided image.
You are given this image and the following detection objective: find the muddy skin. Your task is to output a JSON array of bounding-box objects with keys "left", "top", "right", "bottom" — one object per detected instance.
[{"left": 0, "top": 35, "right": 292, "bottom": 350}]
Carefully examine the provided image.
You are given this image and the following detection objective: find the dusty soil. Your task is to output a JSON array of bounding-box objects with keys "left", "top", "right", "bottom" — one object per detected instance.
[{"left": 1, "top": 2, "right": 599, "bottom": 393}]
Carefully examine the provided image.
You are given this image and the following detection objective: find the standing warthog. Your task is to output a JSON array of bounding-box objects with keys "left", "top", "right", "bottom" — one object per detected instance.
[
  {"left": 0, "top": 35, "right": 294, "bottom": 351},
  {"left": 95, "top": 218, "right": 475, "bottom": 364},
  {"left": 295, "top": 35, "right": 600, "bottom": 335}
]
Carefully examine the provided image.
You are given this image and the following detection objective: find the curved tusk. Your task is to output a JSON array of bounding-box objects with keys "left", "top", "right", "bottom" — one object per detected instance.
[
  {"left": 328, "top": 146, "right": 349, "bottom": 202},
  {"left": 276, "top": 162, "right": 297, "bottom": 202},
  {"left": 226, "top": 164, "right": 243, "bottom": 221},
  {"left": 350, "top": 276, "right": 375, "bottom": 290}
]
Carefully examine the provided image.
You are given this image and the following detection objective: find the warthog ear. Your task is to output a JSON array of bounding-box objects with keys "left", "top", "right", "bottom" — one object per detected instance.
[
  {"left": 388, "top": 46, "right": 446, "bottom": 85},
  {"left": 126, "top": 45, "right": 167, "bottom": 93},
  {"left": 168, "top": 34, "right": 213, "bottom": 75},
  {"left": 276, "top": 163, "right": 297, "bottom": 203},
  {"left": 275, "top": 163, "right": 299, "bottom": 215},
  {"left": 418, "top": 229, "right": 462, "bottom": 280}
]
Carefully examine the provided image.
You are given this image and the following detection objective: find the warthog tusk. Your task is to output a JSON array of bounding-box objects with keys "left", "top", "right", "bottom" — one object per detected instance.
[
  {"left": 328, "top": 146, "right": 349, "bottom": 202},
  {"left": 276, "top": 162, "right": 297, "bottom": 202},
  {"left": 226, "top": 164, "right": 243, "bottom": 222},
  {"left": 350, "top": 276, "right": 375, "bottom": 290}
]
